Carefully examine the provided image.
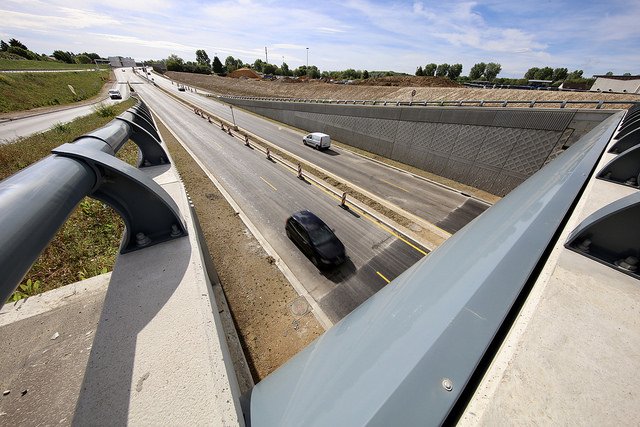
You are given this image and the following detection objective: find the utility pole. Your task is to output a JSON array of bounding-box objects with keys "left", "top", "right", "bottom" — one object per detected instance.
[
  {"left": 265, "top": 47, "right": 268, "bottom": 64},
  {"left": 306, "top": 47, "right": 309, "bottom": 68}
]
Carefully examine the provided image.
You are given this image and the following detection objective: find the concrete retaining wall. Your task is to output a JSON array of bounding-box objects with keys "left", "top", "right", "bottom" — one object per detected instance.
[{"left": 222, "top": 98, "right": 615, "bottom": 195}]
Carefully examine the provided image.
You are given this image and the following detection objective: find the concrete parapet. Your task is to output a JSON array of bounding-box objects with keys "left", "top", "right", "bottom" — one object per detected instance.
[{"left": 0, "top": 139, "right": 244, "bottom": 426}]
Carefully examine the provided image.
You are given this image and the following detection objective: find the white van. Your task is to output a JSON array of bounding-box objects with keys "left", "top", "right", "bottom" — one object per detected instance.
[{"left": 303, "top": 132, "right": 331, "bottom": 150}]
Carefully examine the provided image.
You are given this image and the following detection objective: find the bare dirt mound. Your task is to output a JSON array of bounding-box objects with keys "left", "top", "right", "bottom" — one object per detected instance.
[
  {"left": 228, "top": 68, "right": 261, "bottom": 79},
  {"left": 354, "top": 76, "right": 460, "bottom": 87}
]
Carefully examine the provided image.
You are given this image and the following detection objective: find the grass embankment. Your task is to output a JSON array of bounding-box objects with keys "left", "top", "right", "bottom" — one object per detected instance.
[
  {"left": 0, "top": 59, "right": 109, "bottom": 71},
  {"left": 0, "top": 99, "right": 138, "bottom": 300},
  {"left": 0, "top": 70, "right": 110, "bottom": 113}
]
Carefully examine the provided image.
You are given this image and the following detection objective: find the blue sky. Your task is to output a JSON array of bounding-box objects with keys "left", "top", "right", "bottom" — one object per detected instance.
[{"left": 1, "top": 0, "right": 639, "bottom": 78}]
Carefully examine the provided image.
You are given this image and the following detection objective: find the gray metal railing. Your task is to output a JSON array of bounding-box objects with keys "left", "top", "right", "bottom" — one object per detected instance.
[
  {"left": 219, "top": 94, "right": 639, "bottom": 109},
  {"left": 0, "top": 101, "right": 187, "bottom": 306},
  {"left": 244, "top": 111, "right": 624, "bottom": 425}
]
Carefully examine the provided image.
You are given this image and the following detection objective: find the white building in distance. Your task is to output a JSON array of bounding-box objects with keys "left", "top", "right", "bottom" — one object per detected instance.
[{"left": 590, "top": 75, "right": 640, "bottom": 94}]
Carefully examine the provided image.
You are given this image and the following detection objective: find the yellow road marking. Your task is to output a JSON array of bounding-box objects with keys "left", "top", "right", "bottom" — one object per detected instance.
[
  {"left": 260, "top": 176, "right": 277, "bottom": 191},
  {"left": 377, "top": 271, "right": 391, "bottom": 284},
  {"left": 380, "top": 178, "right": 409, "bottom": 193},
  {"left": 287, "top": 168, "right": 428, "bottom": 256}
]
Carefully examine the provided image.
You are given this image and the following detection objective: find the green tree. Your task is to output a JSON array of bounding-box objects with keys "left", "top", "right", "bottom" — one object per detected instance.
[
  {"left": 415, "top": 66, "right": 424, "bottom": 76},
  {"left": 424, "top": 63, "right": 437, "bottom": 76},
  {"left": 0, "top": 40, "right": 8, "bottom": 51},
  {"left": 307, "top": 65, "right": 321, "bottom": 79},
  {"left": 623, "top": 72, "right": 632, "bottom": 76},
  {"left": 605, "top": 71, "right": 613, "bottom": 76},
  {"left": 212, "top": 56, "right": 224, "bottom": 74},
  {"left": 435, "top": 63, "right": 450, "bottom": 77},
  {"left": 469, "top": 62, "right": 486, "bottom": 80},
  {"left": 484, "top": 62, "right": 502, "bottom": 81},
  {"left": 279, "top": 62, "right": 292, "bottom": 76},
  {"left": 552, "top": 67, "right": 568, "bottom": 81},
  {"left": 9, "top": 38, "right": 27, "bottom": 50},
  {"left": 225, "top": 56, "right": 237, "bottom": 73},
  {"left": 53, "top": 50, "right": 75, "bottom": 63},
  {"left": 362, "top": 70, "right": 369, "bottom": 79},
  {"left": 342, "top": 68, "right": 361, "bottom": 79},
  {"left": 293, "top": 65, "right": 306, "bottom": 77},
  {"left": 195, "top": 49, "right": 211, "bottom": 68},
  {"left": 262, "top": 63, "right": 277, "bottom": 74},
  {"left": 166, "top": 54, "right": 185, "bottom": 71},
  {"left": 253, "top": 59, "right": 265, "bottom": 72},
  {"left": 75, "top": 54, "right": 92, "bottom": 64},
  {"left": 524, "top": 67, "right": 539, "bottom": 80},
  {"left": 7, "top": 46, "right": 37, "bottom": 60},
  {"left": 80, "top": 52, "right": 101, "bottom": 61},
  {"left": 448, "top": 63, "right": 463, "bottom": 79},
  {"left": 567, "top": 69, "right": 583, "bottom": 80},
  {"left": 534, "top": 66, "right": 553, "bottom": 80}
]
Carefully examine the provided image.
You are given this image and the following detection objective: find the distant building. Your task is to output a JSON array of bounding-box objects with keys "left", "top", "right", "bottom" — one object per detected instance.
[
  {"left": 590, "top": 75, "right": 640, "bottom": 94},
  {"left": 108, "top": 56, "right": 136, "bottom": 68}
]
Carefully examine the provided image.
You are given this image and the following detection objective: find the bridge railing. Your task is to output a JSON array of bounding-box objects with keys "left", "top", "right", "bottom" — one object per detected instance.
[
  {"left": 0, "top": 101, "right": 187, "bottom": 307},
  {"left": 218, "top": 94, "right": 639, "bottom": 109},
  {"left": 243, "top": 110, "right": 626, "bottom": 425}
]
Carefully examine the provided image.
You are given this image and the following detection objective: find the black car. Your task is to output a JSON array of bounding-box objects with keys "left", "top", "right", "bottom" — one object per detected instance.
[{"left": 286, "top": 210, "right": 346, "bottom": 269}]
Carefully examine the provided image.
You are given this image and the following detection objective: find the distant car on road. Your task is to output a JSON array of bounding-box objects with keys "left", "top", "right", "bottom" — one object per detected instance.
[
  {"left": 303, "top": 132, "right": 331, "bottom": 150},
  {"left": 108, "top": 89, "right": 122, "bottom": 99},
  {"left": 286, "top": 210, "right": 346, "bottom": 269}
]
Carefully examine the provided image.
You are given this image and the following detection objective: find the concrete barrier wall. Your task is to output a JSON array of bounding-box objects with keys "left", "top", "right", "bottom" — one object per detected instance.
[{"left": 222, "top": 98, "right": 614, "bottom": 195}]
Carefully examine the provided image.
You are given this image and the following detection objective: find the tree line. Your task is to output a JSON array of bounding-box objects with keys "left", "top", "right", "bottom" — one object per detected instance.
[
  {"left": 156, "top": 49, "right": 398, "bottom": 80},
  {"left": 1, "top": 38, "right": 102, "bottom": 64}
]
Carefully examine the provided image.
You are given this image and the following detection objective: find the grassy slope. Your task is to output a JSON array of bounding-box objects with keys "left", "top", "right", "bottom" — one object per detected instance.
[
  {"left": 0, "top": 70, "right": 110, "bottom": 112},
  {"left": 0, "top": 59, "right": 109, "bottom": 71},
  {"left": 0, "top": 99, "right": 138, "bottom": 297}
]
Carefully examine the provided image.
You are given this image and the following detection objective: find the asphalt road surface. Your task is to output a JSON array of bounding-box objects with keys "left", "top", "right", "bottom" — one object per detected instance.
[
  {"left": 0, "top": 76, "right": 129, "bottom": 144},
  {"left": 132, "top": 75, "right": 427, "bottom": 324},
  {"left": 147, "top": 70, "right": 490, "bottom": 235}
]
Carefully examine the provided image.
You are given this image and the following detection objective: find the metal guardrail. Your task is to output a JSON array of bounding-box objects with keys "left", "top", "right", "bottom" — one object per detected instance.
[
  {"left": 0, "top": 101, "right": 187, "bottom": 307},
  {"left": 220, "top": 95, "right": 639, "bottom": 109},
  {"left": 244, "top": 111, "right": 625, "bottom": 425}
]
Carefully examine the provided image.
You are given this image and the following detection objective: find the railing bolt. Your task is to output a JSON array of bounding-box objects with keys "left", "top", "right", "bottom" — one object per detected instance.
[
  {"left": 170, "top": 224, "right": 181, "bottom": 237},
  {"left": 616, "top": 256, "right": 638, "bottom": 272},
  {"left": 442, "top": 378, "right": 453, "bottom": 392},
  {"left": 136, "top": 232, "right": 151, "bottom": 247}
]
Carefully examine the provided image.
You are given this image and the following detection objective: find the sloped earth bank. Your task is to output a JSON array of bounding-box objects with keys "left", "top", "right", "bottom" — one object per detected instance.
[{"left": 165, "top": 71, "right": 637, "bottom": 108}]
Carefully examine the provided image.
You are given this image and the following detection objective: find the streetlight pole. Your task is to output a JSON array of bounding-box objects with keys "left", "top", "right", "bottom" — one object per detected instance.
[{"left": 306, "top": 47, "right": 309, "bottom": 68}]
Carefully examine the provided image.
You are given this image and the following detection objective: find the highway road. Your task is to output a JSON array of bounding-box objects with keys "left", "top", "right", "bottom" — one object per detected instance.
[
  {"left": 147, "top": 70, "right": 490, "bottom": 235},
  {"left": 0, "top": 72, "right": 130, "bottom": 144},
  {"left": 131, "top": 72, "right": 426, "bottom": 324}
]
